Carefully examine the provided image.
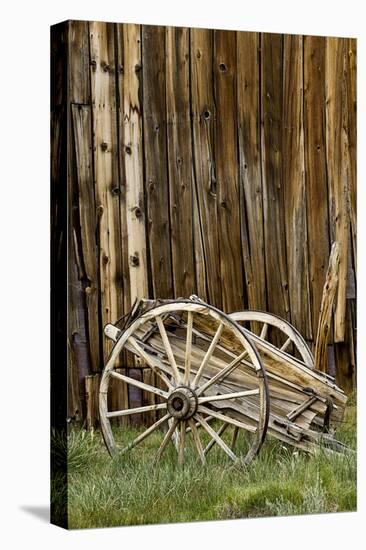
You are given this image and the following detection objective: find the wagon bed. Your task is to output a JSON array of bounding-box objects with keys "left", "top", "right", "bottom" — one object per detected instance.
[{"left": 100, "top": 291, "right": 348, "bottom": 465}]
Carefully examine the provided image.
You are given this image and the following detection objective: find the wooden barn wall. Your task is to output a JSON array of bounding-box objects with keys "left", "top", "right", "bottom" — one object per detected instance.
[{"left": 51, "top": 22, "right": 357, "bottom": 427}]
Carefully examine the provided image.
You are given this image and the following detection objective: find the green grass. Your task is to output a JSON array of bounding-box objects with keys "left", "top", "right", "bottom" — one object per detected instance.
[{"left": 55, "top": 398, "right": 356, "bottom": 529}]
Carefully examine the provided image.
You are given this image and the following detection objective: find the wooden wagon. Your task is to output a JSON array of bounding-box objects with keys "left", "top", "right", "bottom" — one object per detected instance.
[{"left": 99, "top": 243, "right": 349, "bottom": 465}]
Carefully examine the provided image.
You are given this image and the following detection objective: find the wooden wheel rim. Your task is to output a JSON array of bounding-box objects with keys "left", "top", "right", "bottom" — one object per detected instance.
[
  {"left": 99, "top": 300, "right": 270, "bottom": 465},
  {"left": 230, "top": 310, "right": 314, "bottom": 368}
]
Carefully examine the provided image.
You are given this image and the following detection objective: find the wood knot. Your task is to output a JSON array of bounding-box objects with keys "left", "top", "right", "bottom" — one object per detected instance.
[
  {"left": 125, "top": 145, "right": 132, "bottom": 155},
  {"left": 203, "top": 109, "right": 211, "bottom": 120},
  {"left": 101, "top": 142, "right": 108, "bottom": 152},
  {"left": 119, "top": 64, "right": 124, "bottom": 73},
  {"left": 134, "top": 206, "right": 142, "bottom": 218},
  {"left": 219, "top": 63, "right": 227, "bottom": 72},
  {"left": 196, "top": 49, "right": 201, "bottom": 59},
  {"left": 90, "top": 59, "right": 97, "bottom": 70},
  {"left": 130, "top": 253, "right": 140, "bottom": 267},
  {"left": 134, "top": 64, "right": 142, "bottom": 73},
  {"left": 220, "top": 200, "right": 227, "bottom": 209},
  {"left": 112, "top": 186, "right": 120, "bottom": 195},
  {"left": 103, "top": 254, "right": 109, "bottom": 265},
  {"left": 102, "top": 62, "right": 111, "bottom": 72}
]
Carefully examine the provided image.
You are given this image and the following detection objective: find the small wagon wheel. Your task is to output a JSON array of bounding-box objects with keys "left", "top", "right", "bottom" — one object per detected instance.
[
  {"left": 229, "top": 310, "right": 314, "bottom": 368},
  {"left": 99, "top": 300, "right": 269, "bottom": 466}
]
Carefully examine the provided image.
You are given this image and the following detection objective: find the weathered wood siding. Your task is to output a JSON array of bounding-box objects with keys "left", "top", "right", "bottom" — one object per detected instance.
[{"left": 51, "top": 22, "right": 357, "bottom": 425}]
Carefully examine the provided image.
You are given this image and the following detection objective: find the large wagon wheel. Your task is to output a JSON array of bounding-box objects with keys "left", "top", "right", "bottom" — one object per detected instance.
[
  {"left": 229, "top": 310, "right": 314, "bottom": 368},
  {"left": 99, "top": 300, "right": 269, "bottom": 466}
]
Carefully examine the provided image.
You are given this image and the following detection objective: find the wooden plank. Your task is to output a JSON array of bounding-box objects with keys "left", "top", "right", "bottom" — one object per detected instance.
[
  {"left": 89, "top": 22, "right": 124, "bottom": 358},
  {"left": 166, "top": 26, "right": 195, "bottom": 298},
  {"left": 335, "top": 303, "right": 356, "bottom": 394},
  {"left": 51, "top": 22, "right": 68, "bottom": 108},
  {"left": 108, "top": 368, "right": 130, "bottom": 427},
  {"left": 214, "top": 29, "right": 244, "bottom": 312},
  {"left": 314, "top": 242, "right": 340, "bottom": 372},
  {"left": 121, "top": 23, "right": 148, "bottom": 301},
  {"left": 68, "top": 228, "right": 91, "bottom": 420},
  {"left": 66, "top": 28, "right": 94, "bottom": 419},
  {"left": 126, "top": 368, "right": 143, "bottom": 427},
  {"left": 142, "top": 25, "right": 173, "bottom": 299},
  {"left": 68, "top": 21, "right": 91, "bottom": 104},
  {"left": 51, "top": 23, "right": 79, "bottom": 446},
  {"left": 121, "top": 23, "right": 152, "bottom": 423},
  {"left": 261, "top": 33, "right": 290, "bottom": 322},
  {"left": 65, "top": 21, "right": 97, "bottom": 428},
  {"left": 303, "top": 35, "right": 331, "bottom": 341},
  {"left": 114, "top": 24, "right": 136, "bottom": 403},
  {"left": 346, "top": 38, "right": 357, "bottom": 272},
  {"left": 236, "top": 31, "right": 266, "bottom": 318},
  {"left": 283, "top": 35, "right": 312, "bottom": 340},
  {"left": 114, "top": 24, "right": 132, "bottom": 321},
  {"left": 190, "top": 28, "right": 221, "bottom": 307},
  {"left": 325, "top": 37, "right": 349, "bottom": 343},
  {"left": 85, "top": 374, "right": 100, "bottom": 429},
  {"left": 192, "top": 170, "right": 207, "bottom": 301},
  {"left": 71, "top": 104, "right": 101, "bottom": 372}
]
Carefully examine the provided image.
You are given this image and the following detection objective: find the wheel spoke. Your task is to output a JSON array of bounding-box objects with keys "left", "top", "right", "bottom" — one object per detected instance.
[
  {"left": 188, "top": 418, "right": 205, "bottom": 464},
  {"left": 178, "top": 420, "right": 186, "bottom": 465},
  {"left": 198, "top": 405, "right": 257, "bottom": 433},
  {"left": 128, "top": 336, "right": 174, "bottom": 390},
  {"left": 155, "top": 418, "right": 179, "bottom": 462},
  {"left": 183, "top": 312, "right": 193, "bottom": 384},
  {"left": 106, "top": 402, "right": 167, "bottom": 418},
  {"left": 198, "top": 388, "right": 259, "bottom": 404},
  {"left": 260, "top": 322, "right": 269, "bottom": 340},
  {"left": 121, "top": 413, "right": 170, "bottom": 453},
  {"left": 168, "top": 417, "right": 180, "bottom": 451},
  {"left": 280, "top": 337, "right": 291, "bottom": 352},
  {"left": 186, "top": 415, "right": 214, "bottom": 432},
  {"left": 196, "top": 351, "right": 249, "bottom": 396},
  {"left": 155, "top": 316, "right": 182, "bottom": 383},
  {"left": 203, "top": 422, "right": 229, "bottom": 456},
  {"left": 195, "top": 414, "right": 237, "bottom": 462},
  {"left": 192, "top": 323, "right": 223, "bottom": 387},
  {"left": 110, "top": 370, "right": 169, "bottom": 399}
]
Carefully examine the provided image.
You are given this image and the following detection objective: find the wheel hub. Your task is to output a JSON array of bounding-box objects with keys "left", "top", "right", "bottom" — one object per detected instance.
[{"left": 167, "top": 386, "right": 198, "bottom": 419}]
